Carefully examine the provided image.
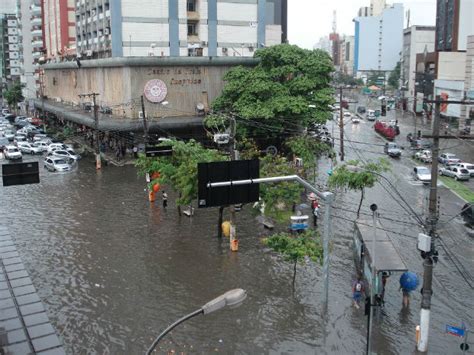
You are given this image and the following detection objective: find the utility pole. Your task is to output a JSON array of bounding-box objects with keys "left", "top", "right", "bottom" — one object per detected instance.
[
  {"left": 229, "top": 116, "right": 238, "bottom": 251},
  {"left": 339, "top": 87, "right": 344, "bottom": 161},
  {"left": 366, "top": 203, "right": 378, "bottom": 355},
  {"left": 79, "top": 93, "right": 100, "bottom": 170},
  {"left": 141, "top": 95, "right": 148, "bottom": 144},
  {"left": 39, "top": 69, "right": 46, "bottom": 132},
  {"left": 418, "top": 95, "right": 440, "bottom": 352}
]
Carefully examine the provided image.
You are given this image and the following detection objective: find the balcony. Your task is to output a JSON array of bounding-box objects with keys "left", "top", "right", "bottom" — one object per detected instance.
[
  {"left": 31, "top": 29, "right": 42, "bottom": 38},
  {"left": 32, "top": 51, "right": 41, "bottom": 59},
  {"left": 30, "top": 6, "right": 41, "bottom": 16},
  {"left": 31, "top": 18, "right": 42, "bottom": 26},
  {"left": 187, "top": 11, "right": 200, "bottom": 21},
  {"left": 32, "top": 40, "right": 43, "bottom": 48}
]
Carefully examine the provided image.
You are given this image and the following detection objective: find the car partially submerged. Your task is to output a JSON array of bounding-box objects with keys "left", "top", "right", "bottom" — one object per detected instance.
[
  {"left": 412, "top": 166, "right": 431, "bottom": 183},
  {"left": 384, "top": 142, "right": 402, "bottom": 158}
]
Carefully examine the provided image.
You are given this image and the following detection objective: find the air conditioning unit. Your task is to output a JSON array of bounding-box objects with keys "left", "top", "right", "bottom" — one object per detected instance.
[
  {"left": 201, "top": 41, "right": 207, "bottom": 46},
  {"left": 138, "top": 111, "right": 144, "bottom": 119},
  {"left": 104, "top": 27, "right": 110, "bottom": 35},
  {"left": 86, "top": 49, "right": 92, "bottom": 57},
  {"left": 222, "top": 47, "right": 228, "bottom": 53}
]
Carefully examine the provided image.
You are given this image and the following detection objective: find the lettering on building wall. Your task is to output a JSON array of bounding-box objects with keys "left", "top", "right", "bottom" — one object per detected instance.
[
  {"left": 170, "top": 78, "right": 202, "bottom": 86},
  {"left": 147, "top": 67, "right": 202, "bottom": 76}
]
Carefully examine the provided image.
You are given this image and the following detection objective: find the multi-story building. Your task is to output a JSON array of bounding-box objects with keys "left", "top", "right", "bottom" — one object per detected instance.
[
  {"left": 44, "top": 0, "right": 76, "bottom": 60},
  {"left": 435, "top": 0, "right": 473, "bottom": 52},
  {"left": 401, "top": 26, "right": 435, "bottom": 107},
  {"left": 339, "top": 35, "right": 354, "bottom": 76},
  {"left": 353, "top": 3, "right": 403, "bottom": 78},
  {"left": 461, "top": 35, "right": 473, "bottom": 132},
  {"left": 0, "top": 14, "right": 21, "bottom": 83},
  {"left": 313, "top": 36, "right": 331, "bottom": 55},
  {"left": 74, "top": 0, "right": 287, "bottom": 59},
  {"left": 358, "top": 0, "right": 387, "bottom": 18}
]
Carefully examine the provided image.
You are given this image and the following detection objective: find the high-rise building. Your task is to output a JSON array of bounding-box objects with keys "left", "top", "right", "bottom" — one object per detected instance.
[
  {"left": 74, "top": 0, "right": 287, "bottom": 59},
  {"left": 401, "top": 26, "right": 435, "bottom": 102},
  {"left": 353, "top": 3, "right": 403, "bottom": 76},
  {"left": 44, "top": 0, "right": 76, "bottom": 60},
  {"left": 435, "top": 0, "right": 474, "bottom": 52},
  {"left": 0, "top": 14, "right": 21, "bottom": 83},
  {"left": 0, "top": 0, "right": 17, "bottom": 14},
  {"left": 370, "top": 0, "right": 387, "bottom": 17},
  {"left": 339, "top": 35, "right": 355, "bottom": 76}
]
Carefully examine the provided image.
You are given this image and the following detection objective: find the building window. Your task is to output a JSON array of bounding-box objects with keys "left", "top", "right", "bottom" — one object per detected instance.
[
  {"left": 187, "top": 0, "right": 197, "bottom": 12},
  {"left": 187, "top": 23, "right": 197, "bottom": 36}
]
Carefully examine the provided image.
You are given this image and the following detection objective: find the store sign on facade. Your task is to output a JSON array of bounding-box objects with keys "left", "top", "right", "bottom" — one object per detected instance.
[{"left": 144, "top": 79, "right": 168, "bottom": 103}]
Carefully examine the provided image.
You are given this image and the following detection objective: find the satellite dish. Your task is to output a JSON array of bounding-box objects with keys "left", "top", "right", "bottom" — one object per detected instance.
[
  {"left": 265, "top": 145, "right": 278, "bottom": 156},
  {"left": 196, "top": 103, "right": 205, "bottom": 111}
]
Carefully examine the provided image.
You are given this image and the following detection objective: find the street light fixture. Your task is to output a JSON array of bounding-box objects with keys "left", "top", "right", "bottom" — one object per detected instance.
[{"left": 145, "top": 289, "right": 247, "bottom": 355}]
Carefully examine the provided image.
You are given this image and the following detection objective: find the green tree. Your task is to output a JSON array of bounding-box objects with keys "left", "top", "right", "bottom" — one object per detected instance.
[
  {"left": 257, "top": 154, "right": 303, "bottom": 222},
  {"left": 328, "top": 159, "right": 390, "bottom": 217},
  {"left": 212, "top": 44, "right": 335, "bottom": 141},
  {"left": 135, "top": 139, "right": 226, "bottom": 207},
  {"left": 388, "top": 62, "right": 401, "bottom": 89},
  {"left": 3, "top": 81, "right": 24, "bottom": 109},
  {"left": 263, "top": 229, "right": 323, "bottom": 292}
]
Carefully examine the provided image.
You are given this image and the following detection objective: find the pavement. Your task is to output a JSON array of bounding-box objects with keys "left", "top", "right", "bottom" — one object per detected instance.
[{"left": 0, "top": 226, "right": 65, "bottom": 354}]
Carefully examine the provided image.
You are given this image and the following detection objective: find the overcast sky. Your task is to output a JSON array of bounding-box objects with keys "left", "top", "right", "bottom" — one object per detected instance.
[{"left": 288, "top": 0, "right": 437, "bottom": 49}]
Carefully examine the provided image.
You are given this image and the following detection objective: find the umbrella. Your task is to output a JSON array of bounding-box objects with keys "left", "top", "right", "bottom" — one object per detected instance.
[{"left": 368, "top": 85, "right": 381, "bottom": 91}]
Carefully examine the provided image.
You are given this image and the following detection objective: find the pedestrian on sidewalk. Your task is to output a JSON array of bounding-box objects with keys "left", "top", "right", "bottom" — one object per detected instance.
[
  {"left": 352, "top": 275, "right": 365, "bottom": 309},
  {"left": 133, "top": 145, "right": 138, "bottom": 158},
  {"left": 162, "top": 191, "right": 168, "bottom": 208},
  {"left": 311, "top": 198, "right": 320, "bottom": 227}
]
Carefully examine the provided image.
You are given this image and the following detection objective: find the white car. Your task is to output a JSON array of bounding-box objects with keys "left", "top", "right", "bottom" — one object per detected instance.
[
  {"left": 44, "top": 156, "right": 74, "bottom": 172},
  {"left": 439, "top": 166, "right": 470, "bottom": 181},
  {"left": 413, "top": 166, "right": 431, "bottom": 183},
  {"left": 33, "top": 141, "right": 49, "bottom": 152},
  {"left": 33, "top": 134, "right": 48, "bottom": 142},
  {"left": 17, "top": 141, "right": 42, "bottom": 155},
  {"left": 13, "top": 134, "right": 27, "bottom": 143},
  {"left": 48, "top": 149, "right": 80, "bottom": 161},
  {"left": 47, "top": 143, "right": 68, "bottom": 153},
  {"left": 352, "top": 116, "right": 360, "bottom": 123},
  {"left": 4, "top": 145, "right": 22, "bottom": 160},
  {"left": 4, "top": 130, "right": 15, "bottom": 140},
  {"left": 343, "top": 111, "right": 352, "bottom": 118},
  {"left": 456, "top": 163, "right": 474, "bottom": 177}
]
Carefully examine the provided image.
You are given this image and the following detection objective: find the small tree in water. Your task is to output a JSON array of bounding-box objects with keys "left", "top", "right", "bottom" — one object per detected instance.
[
  {"left": 328, "top": 159, "right": 390, "bottom": 217},
  {"left": 263, "top": 230, "right": 323, "bottom": 293}
]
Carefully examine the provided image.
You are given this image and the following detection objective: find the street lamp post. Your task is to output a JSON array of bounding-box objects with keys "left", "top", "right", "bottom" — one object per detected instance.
[{"left": 145, "top": 289, "right": 247, "bottom": 355}]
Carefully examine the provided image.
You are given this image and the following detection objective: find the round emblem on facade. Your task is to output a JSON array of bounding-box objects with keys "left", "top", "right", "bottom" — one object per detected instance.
[{"left": 144, "top": 79, "right": 168, "bottom": 103}]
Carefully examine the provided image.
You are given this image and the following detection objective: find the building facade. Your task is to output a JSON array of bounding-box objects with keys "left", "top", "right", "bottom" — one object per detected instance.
[
  {"left": 44, "top": 0, "right": 76, "bottom": 60},
  {"left": 354, "top": 3, "right": 403, "bottom": 76},
  {"left": 435, "top": 0, "right": 474, "bottom": 52},
  {"left": 401, "top": 26, "right": 435, "bottom": 106},
  {"left": 0, "top": 14, "right": 21, "bottom": 84},
  {"left": 74, "top": 0, "right": 287, "bottom": 59},
  {"left": 461, "top": 35, "right": 473, "bottom": 131},
  {"left": 339, "top": 35, "right": 354, "bottom": 76}
]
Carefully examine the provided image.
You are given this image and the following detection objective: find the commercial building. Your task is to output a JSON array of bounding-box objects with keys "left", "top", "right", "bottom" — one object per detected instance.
[
  {"left": 435, "top": 0, "right": 474, "bottom": 52},
  {"left": 401, "top": 26, "right": 435, "bottom": 108},
  {"left": 74, "top": 0, "right": 287, "bottom": 59},
  {"left": 44, "top": 0, "right": 76, "bottom": 60},
  {"left": 460, "top": 35, "right": 473, "bottom": 131},
  {"left": 353, "top": 3, "right": 403, "bottom": 77}
]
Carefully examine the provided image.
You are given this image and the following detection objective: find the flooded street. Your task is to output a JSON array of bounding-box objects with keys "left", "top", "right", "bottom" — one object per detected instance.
[{"left": 0, "top": 121, "right": 472, "bottom": 355}]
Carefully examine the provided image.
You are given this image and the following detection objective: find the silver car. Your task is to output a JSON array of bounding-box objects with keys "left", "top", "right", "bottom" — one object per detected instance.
[
  {"left": 439, "top": 166, "right": 470, "bottom": 181},
  {"left": 413, "top": 166, "right": 431, "bottom": 183},
  {"left": 44, "top": 157, "right": 73, "bottom": 172}
]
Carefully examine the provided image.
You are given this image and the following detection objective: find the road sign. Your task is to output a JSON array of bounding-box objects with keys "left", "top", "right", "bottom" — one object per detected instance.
[
  {"left": 2, "top": 162, "right": 40, "bottom": 186},
  {"left": 197, "top": 159, "right": 259, "bottom": 208},
  {"left": 145, "top": 145, "right": 172, "bottom": 157},
  {"left": 446, "top": 325, "right": 465, "bottom": 337}
]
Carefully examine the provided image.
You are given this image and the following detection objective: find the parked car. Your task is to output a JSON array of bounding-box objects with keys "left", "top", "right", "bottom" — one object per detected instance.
[
  {"left": 4, "top": 129, "right": 15, "bottom": 141},
  {"left": 4, "top": 145, "right": 22, "bottom": 160},
  {"left": 47, "top": 143, "right": 69, "bottom": 153},
  {"left": 48, "top": 149, "right": 80, "bottom": 161},
  {"left": 17, "top": 141, "right": 43, "bottom": 155},
  {"left": 343, "top": 111, "right": 352, "bottom": 118},
  {"left": 412, "top": 166, "right": 431, "bottom": 183},
  {"left": 2, "top": 108, "right": 10, "bottom": 115},
  {"left": 352, "top": 116, "right": 360, "bottom": 123},
  {"left": 357, "top": 106, "right": 366, "bottom": 114},
  {"left": 439, "top": 166, "right": 470, "bottom": 181},
  {"left": 33, "top": 134, "right": 48, "bottom": 142},
  {"left": 33, "top": 141, "right": 49, "bottom": 152},
  {"left": 414, "top": 150, "right": 432, "bottom": 163},
  {"left": 0, "top": 137, "right": 10, "bottom": 150},
  {"left": 44, "top": 157, "right": 74, "bottom": 172},
  {"left": 438, "top": 153, "right": 462, "bottom": 165},
  {"left": 455, "top": 163, "right": 474, "bottom": 177},
  {"left": 13, "top": 134, "right": 27, "bottom": 143},
  {"left": 461, "top": 203, "right": 473, "bottom": 228},
  {"left": 384, "top": 142, "right": 402, "bottom": 157}
]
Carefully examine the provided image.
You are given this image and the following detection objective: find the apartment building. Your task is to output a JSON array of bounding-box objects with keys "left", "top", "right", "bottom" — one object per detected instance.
[
  {"left": 354, "top": 3, "right": 403, "bottom": 77},
  {"left": 74, "top": 0, "right": 287, "bottom": 59},
  {"left": 0, "top": 14, "right": 21, "bottom": 83},
  {"left": 44, "top": 0, "right": 76, "bottom": 59}
]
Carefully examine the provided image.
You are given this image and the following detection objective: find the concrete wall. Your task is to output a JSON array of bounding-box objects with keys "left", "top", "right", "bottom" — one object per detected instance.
[
  {"left": 458, "top": 0, "right": 474, "bottom": 51},
  {"left": 434, "top": 79, "right": 464, "bottom": 118},
  {"left": 437, "top": 51, "right": 466, "bottom": 81},
  {"left": 42, "top": 58, "right": 257, "bottom": 119}
]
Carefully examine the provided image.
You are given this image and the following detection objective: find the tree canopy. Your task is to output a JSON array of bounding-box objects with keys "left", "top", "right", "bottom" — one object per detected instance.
[
  {"left": 328, "top": 159, "right": 390, "bottom": 217},
  {"left": 212, "top": 44, "right": 335, "bottom": 140},
  {"left": 135, "top": 139, "right": 226, "bottom": 206},
  {"left": 388, "top": 62, "right": 401, "bottom": 89},
  {"left": 3, "top": 81, "right": 24, "bottom": 109}
]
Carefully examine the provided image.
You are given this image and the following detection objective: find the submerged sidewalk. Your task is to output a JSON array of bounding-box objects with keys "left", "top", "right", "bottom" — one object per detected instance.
[{"left": 0, "top": 226, "right": 65, "bottom": 354}]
